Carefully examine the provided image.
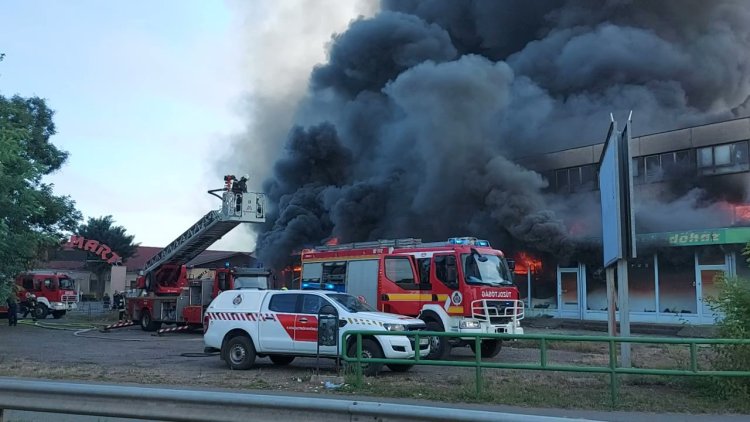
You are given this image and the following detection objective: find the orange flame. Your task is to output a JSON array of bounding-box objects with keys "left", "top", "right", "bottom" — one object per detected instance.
[
  {"left": 325, "top": 237, "right": 339, "bottom": 246},
  {"left": 514, "top": 252, "right": 542, "bottom": 275}
]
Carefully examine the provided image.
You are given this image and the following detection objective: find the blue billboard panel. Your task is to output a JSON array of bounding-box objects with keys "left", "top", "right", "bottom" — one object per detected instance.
[{"left": 599, "top": 122, "right": 622, "bottom": 267}]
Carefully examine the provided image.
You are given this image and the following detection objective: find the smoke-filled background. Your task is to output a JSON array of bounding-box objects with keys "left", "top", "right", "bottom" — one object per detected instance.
[{"left": 227, "top": 0, "right": 750, "bottom": 270}]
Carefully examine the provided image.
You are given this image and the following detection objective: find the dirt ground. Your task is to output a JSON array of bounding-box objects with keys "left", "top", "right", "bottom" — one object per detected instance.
[{"left": 0, "top": 316, "right": 745, "bottom": 413}]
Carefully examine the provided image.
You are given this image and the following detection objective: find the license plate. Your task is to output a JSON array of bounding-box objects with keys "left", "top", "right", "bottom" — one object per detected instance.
[{"left": 419, "top": 338, "right": 429, "bottom": 345}]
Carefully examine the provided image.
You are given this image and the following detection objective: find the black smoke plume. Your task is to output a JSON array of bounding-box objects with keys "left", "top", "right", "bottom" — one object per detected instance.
[{"left": 248, "top": 0, "right": 750, "bottom": 269}]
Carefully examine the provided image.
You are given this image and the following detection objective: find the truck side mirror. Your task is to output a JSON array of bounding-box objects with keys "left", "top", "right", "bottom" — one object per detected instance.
[{"left": 506, "top": 259, "right": 516, "bottom": 272}]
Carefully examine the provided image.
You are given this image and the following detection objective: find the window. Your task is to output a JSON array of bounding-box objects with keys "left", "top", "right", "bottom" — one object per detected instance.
[
  {"left": 416, "top": 258, "right": 431, "bottom": 287},
  {"left": 385, "top": 257, "right": 418, "bottom": 289},
  {"left": 556, "top": 169, "right": 569, "bottom": 193},
  {"left": 22, "top": 278, "right": 34, "bottom": 290},
  {"left": 44, "top": 278, "right": 53, "bottom": 289},
  {"left": 268, "top": 294, "right": 299, "bottom": 313},
  {"left": 434, "top": 254, "right": 458, "bottom": 289},
  {"left": 632, "top": 157, "right": 644, "bottom": 184},
  {"left": 300, "top": 294, "right": 325, "bottom": 314},
  {"left": 697, "top": 141, "right": 750, "bottom": 175},
  {"left": 645, "top": 155, "right": 661, "bottom": 182}
]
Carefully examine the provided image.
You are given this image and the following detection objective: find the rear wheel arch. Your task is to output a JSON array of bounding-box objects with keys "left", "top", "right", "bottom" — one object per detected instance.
[{"left": 221, "top": 329, "right": 256, "bottom": 358}]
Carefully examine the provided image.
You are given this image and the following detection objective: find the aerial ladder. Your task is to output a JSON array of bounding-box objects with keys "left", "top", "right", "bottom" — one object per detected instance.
[
  {"left": 122, "top": 175, "right": 269, "bottom": 333},
  {"left": 141, "top": 175, "right": 266, "bottom": 294}
]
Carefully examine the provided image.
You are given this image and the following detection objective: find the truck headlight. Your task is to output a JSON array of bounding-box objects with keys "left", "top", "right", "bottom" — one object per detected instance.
[
  {"left": 383, "top": 323, "right": 406, "bottom": 331},
  {"left": 460, "top": 320, "right": 481, "bottom": 329}
]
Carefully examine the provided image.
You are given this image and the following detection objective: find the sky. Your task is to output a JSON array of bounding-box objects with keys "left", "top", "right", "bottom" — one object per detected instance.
[{"left": 0, "top": 1, "right": 375, "bottom": 252}]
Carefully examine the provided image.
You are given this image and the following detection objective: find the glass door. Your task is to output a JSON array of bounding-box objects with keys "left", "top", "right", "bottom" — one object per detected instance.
[
  {"left": 695, "top": 247, "right": 727, "bottom": 323},
  {"left": 558, "top": 267, "right": 581, "bottom": 318}
]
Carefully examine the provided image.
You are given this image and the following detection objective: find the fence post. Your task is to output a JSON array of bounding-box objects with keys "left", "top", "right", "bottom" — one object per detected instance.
[
  {"left": 608, "top": 339, "right": 618, "bottom": 407},
  {"left": 355, "top": 334, "right": 363, "bottom": 387},
  {"left": 474, "top": 335, "right": 482, "bottom": 397},
  {"left": 540, "top": 338, "right": 547, "bottom": 368},
  {"left": 690, "top": 342, "right": 698, "bottom": 373}
]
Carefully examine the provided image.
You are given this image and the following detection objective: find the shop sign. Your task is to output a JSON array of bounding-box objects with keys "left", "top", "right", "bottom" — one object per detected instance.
[
  {"left": 667, "top": 230, "right": 724, "bottom": 246},
  {"left": 67, "top": 235, "right": 122, "bottom": 264}
]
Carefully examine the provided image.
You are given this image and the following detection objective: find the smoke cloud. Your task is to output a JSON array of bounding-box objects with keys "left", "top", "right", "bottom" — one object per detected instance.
[{"left": 239, "top": 0, "right": 750, "bottom": 269}]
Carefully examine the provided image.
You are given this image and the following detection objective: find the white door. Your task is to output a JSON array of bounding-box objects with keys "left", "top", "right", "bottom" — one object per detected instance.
[
  {"left": 294, "top": 294, "right": 339, "bottom": 355},
  {"left": 258, "top": 293, "right": 298, "bottom": 352},
  {"left": 697, "top": 266, "right": 725, "bottom": 322}
]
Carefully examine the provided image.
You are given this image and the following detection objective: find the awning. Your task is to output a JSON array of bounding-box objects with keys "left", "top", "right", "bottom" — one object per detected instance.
[{"left": 637, "top": 227, "right": 750, "bottom": 247}]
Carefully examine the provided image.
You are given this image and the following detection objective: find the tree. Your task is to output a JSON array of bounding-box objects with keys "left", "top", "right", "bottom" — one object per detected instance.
[
  {"left": 0, "top": 92, "right": 82, "bottom": 303},
  {"left": 77, "top": 216, "right": 138, "bottom": 298}
]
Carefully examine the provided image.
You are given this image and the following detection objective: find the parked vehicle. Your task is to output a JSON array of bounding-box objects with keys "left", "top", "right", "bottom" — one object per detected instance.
[
  {"left": 0, "top": 272, "right": 78, "bottom": 319},
  {"left": 204, "top": 289, "right": 429, "bottom": 375},
  {"left": 300, "top": 237, "right": 524, "bottom": 359}
]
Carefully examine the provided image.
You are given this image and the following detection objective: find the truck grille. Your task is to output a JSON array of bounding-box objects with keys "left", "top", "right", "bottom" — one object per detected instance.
[{"left": 62, "top": 294, "right": 78, "bottom": 303}]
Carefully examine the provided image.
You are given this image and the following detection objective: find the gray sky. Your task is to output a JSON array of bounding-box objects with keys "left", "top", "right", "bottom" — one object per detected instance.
[{"left": 0, "top": 0, "right": 375, "bottom": 251}]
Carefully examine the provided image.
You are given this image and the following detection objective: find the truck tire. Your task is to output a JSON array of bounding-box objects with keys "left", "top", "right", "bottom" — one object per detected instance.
[
  {"left": 140, "top": 311, "right": 161, "bottom": 332},
  {"left": 469, "top": 339, "right": 502, "bottom": 359},
  {"left": 346, "top": 338, "right": 384, "bottom": 377},
  {"left": 224, "top": 336, "right": 256, "bottom": 370},
  {"left": 34, "top": 304, "right": 48, "bottom": 320},
  {"left": 386, "top": 364, "right": 414, "bottom": 373},
  {"left": 52, "top": 311, "right": 66, "bottom": 319},
  {"left": 425, "top": 320, "right": 450, "bottom": 360},
  {"left": 269, "top": 355, "right": 295, "bottom": 365}
]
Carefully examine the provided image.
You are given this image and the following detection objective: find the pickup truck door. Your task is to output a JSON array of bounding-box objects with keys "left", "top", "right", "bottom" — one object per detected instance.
[
  {"left": 258, "top": 293, "right": 298, "bottom": 352},
  {"left": 294, "top": 294, "right": 338, "bottom": 355}
]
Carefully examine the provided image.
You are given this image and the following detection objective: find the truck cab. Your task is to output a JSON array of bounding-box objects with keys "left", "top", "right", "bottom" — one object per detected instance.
[
  {"left": 204, "top": 289, "right": 429, "bottom": 375},
  {"left": 16, "top": 272, "right": 78, "bottom": 319}
]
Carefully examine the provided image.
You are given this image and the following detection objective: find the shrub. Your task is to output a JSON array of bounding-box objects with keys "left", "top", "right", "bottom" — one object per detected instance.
[{"left": 708, "top": 272, "right": 750, "bottom": 397}]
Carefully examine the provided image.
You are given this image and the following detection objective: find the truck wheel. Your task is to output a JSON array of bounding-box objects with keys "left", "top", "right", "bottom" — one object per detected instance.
[
  {"left": 346, "top": 338, "right": 384, "bottom": 377},
  {"left": 34, "top": 304, "right": 48, "bottom": 320},
  {"left": 52, "top": 311, "right": 66, "bottom": 319},
  {"left": 469, "top": 339, "right": 502, "bottom": 359},
  {"left": 269, "top": 355, "right": 295, "bottom": 365},
  {"left": 140, "top": 311, "right": 161, "bottom": 332},
  {"left": 386, "top": 364, "right": 414, "bottom": 373},
  {"left": 224, "top": 336, "right": 256, "bottom": 370},
  {"left": 425, "top": 321, "right": 449, "bottom": 360}
]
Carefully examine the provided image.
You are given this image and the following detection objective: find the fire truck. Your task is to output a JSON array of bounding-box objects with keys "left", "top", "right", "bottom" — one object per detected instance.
[
  {"left": 0, "top": 272, "right": 78, "bottom": 319},
  {"left": 300, "top": 237, "right": 524, "bottom": 360},
  {"left": 125, "top": 177, "right": 269, "bottom": 333}
]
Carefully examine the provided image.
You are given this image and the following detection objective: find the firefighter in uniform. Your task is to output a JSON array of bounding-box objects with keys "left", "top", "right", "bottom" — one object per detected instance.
[
  {"left": 21, "top": 290, "right": 38, "bottom": 321},
  {"left": 6, "top": 288, "right": 18, "bottom": 326}
]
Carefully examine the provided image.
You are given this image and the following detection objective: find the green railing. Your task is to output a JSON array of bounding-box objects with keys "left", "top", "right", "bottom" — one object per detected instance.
[{"left": 343, "top": 330, "right": 750, "bottom": 406}]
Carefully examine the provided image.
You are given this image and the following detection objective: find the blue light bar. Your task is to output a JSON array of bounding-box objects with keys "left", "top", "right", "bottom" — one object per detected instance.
[{"left": 447, "top": 237, "right": 491, "bottom": 247}]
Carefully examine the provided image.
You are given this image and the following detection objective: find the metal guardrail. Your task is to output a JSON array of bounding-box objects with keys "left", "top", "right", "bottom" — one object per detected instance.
[
  {"left": 344, "top": 331, "right": 750, "bottom": 406},
  {"left": 0, "top": 378, "right": 596, "bottom": 422}
]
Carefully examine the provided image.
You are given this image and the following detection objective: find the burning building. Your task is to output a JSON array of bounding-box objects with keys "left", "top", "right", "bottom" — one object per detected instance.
[
  {"left": 229, "top": 1, "right": 750, "bottom": 325},
  {"left": 515, "top": 117, "right": 750, "bottom": 324}
]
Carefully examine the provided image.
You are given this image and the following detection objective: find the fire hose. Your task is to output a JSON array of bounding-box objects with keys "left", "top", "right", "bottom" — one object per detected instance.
[{"left": 18, "top": 319, "right": 146, "bottom": 341}]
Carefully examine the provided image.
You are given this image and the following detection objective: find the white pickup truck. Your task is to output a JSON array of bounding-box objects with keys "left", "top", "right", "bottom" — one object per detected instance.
[{"left": 203, "top": 289, "right": 429, "bottom": 375}]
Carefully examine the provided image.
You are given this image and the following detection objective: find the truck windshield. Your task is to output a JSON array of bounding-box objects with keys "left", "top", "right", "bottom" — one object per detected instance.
[
  {"left": 59, "top": 278, "right": 75, "bottom": 290},
  {"left": 326, "top": 293, "right": 377, "bottom": 313},
  {"left": 234, "top": 275, "right": 268, "bottom": 290},
  {"left": 462, "top": 253, "right": 513, "bottom": 286}
]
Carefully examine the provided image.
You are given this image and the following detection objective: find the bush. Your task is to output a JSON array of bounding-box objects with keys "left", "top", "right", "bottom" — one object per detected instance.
[{"left": 708, "top": 273, "right": 750, "bottom": 397}]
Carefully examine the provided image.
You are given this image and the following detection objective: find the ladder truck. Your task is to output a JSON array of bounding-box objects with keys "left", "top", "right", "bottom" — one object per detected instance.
[{"left": 125, "top": 176, "right": 268, "bottom": 333}]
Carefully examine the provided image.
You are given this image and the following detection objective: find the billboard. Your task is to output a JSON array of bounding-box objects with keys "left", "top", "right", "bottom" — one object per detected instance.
[{"left": 598, "top": 115, "right": 636, "bottom": 268}]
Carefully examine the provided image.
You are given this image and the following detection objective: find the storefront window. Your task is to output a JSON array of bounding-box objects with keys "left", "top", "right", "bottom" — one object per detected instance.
[
  {"left": 697, "top": 246, "right": 725, "bottom": 265},
  {"left": 629, "top": 256, "right": 656, "bottom": 312},
  {"left": 736, "top": 251, "right": 750, "bottom": 280},
  {"left": 585, "top": 265, "right": 607, "bottom": 311},
  {"left": 531, "top": 258, "right": 557, "bottom": 310},
  {"left": 658, "top": 249, "right": 697, "bottom": 314}
]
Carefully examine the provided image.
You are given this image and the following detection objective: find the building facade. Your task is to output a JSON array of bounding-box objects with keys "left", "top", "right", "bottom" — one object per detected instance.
[{"left": 514, "top": 117, "right": 750, "bottom": 325}]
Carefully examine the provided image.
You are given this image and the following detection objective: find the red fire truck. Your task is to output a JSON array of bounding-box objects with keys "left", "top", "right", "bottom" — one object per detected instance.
[
  {"left": 0, "top": 272, "right": 78, "bottom": 319},
  {"left": 125, "top": 177, "right": 269, "bottom": 333},
  {"left": 300, "top": 237, "right": 524, "bottom": 360}
]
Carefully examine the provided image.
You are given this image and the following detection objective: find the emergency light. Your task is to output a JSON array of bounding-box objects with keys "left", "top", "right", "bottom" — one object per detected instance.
[{"left": 448, "top": 237, "right": 491, "bottom": 247}]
